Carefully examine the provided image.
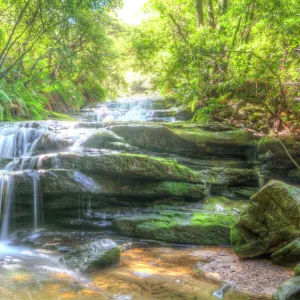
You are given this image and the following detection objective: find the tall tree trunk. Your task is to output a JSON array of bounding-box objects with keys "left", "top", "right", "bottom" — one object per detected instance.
[
  {"left": 208, "top": 0, "right": 216, "bottom": 28},
  {"left": 196, "top": 0, "right": 204, "bottom": 27}
]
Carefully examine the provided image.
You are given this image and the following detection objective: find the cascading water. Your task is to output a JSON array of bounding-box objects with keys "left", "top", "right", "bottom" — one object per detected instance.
[
  {"left": 79, "top": 96, "right": 179, "bottom": 123},
  {"left": 0, "top": 174, "right": 14, "bottom": 240},
  {"left": 0, "top": 122, "right": 54, "bottom": 239}
]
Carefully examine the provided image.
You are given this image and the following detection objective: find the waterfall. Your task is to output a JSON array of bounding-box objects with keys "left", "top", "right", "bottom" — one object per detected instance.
[
  {"left": 0, "top": 174, "right": 14, "bottom": 240},
  {"left": 0, "top": 122, "right": 50, "bottom": 239},
  {"left": 80, "top": 96, "right": 177, "bottom": 123},
  {"left": 32, "top": 171, "right": 40, "bottom": 231}
]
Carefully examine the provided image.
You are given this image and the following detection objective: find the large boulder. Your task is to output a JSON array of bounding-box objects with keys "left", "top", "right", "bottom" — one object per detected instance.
[
  {"left": 113, "top": 210, "right": 237, "bottom": 245},
  {"left": 232, "top": 180, "right": 300, "bottom": 257},
  {"left": 272, "top": 277, "right": 300, "bottom": 300},
  {"left": 60, "top": 239, "right": 120, "bottom": 273}
]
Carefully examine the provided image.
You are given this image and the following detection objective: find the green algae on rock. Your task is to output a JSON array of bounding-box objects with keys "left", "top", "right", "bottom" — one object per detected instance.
[
  {"left": 231, "top": 180, "right": 300, "bottom": 258},
  {"left": 40, "top": 152, "right": 203, "bottom": 183},
  {"left": 112, "top": 210, "right": 237, "bottom": 245}
]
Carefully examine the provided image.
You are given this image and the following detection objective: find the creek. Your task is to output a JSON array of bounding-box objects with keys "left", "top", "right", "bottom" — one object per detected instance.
[{"left": 0, "top": 96, "right": 293, "bottom": 299}]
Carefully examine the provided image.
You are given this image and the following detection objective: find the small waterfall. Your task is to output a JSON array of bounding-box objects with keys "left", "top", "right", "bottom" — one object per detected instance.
[
  {"left": 80, "top": 96, "right": 177, "bottom": 123},
  {"left": 0, "top": 174, "right": 14, "bottom": 240},
  {"left": 31, "top": 171, "right": 40, "bottom": 231}
]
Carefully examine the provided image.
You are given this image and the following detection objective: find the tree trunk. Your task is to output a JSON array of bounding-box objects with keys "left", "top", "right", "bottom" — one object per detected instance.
[
  {"left": 208, "top": 0, "right": 216, "bottom": 28},
  {"left": 196, "top": 0, "right": 204, "bottom": 27}
]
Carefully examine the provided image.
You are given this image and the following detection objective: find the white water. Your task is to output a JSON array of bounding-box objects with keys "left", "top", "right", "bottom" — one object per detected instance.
[{"left": 80, "top": 96, "right": 178, "bottom": 123}]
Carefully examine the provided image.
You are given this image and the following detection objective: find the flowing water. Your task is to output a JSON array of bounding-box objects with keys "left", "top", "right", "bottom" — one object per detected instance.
[{"left": 0, "top": 96, "right": 281, "bottom": 299}]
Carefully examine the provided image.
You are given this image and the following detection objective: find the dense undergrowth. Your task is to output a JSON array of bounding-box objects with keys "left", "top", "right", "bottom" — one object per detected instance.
[
  {"left": 131, "top": 0, "right": 300, "bottom": 134},
  {"left": 0, "top": 0, "right": 124, "bottom": 121}
]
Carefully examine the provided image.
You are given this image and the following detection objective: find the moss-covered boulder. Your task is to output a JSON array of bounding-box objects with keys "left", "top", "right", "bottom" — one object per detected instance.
[
  {"left": 271, "top": 239, "right": 300, "bottom": 265},
  {"left": 60, "top": 239, "right": 120, "bottom": 273},
  {"left": 272, "top": 277, "right": 300, "bottom": 300},
  {"left": 112, "top": 210, "right": 237, "bottom": 245},
  {"left": 232, "top": 180, "right": 300, "bottom": 258},
  {"left": 40, "top": 153, "right": 202, "bottom": 183}
]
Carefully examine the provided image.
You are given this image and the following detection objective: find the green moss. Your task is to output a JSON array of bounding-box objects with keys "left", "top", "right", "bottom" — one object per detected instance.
[
  {"left": 192, "top": 213, "right": 236, "bottom": 227},
  {"left": 95, "top": 247, "right": 120, "bottom": 267},
  {"left": 294, "top": 264, "right": 300, "bottom": 277},
  {"left": 113, "top": 211, "right": 237, "bottom": 245}
]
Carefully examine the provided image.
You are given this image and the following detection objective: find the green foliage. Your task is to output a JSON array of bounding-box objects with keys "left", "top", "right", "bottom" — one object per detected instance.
[
  {"left": 0, "top": 0, "right": 124, "bottom": 120},
  {"left": 131, "top": 0, "right": 300, "bottom": 130}
]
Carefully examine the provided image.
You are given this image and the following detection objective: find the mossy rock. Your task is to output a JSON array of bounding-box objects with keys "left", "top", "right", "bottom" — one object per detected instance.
[
  {"left": 112, "top": 211, "right": 237, "bottom": 245},
  {"left": 272, "top": 277, "right": 300, "bottom": 300},
  {"left": 231, "top": 180, "right": 300, "bottom": 258},
  {"left": 84, "top": 129, "right": 124, "bottom": 148},
  {"left": 271, "top": 239, "right": 300, "bottom": 265},
  {"left": 110, "top": 124, "right": 256, "bottom": 159},
  {"left": 60, "top": 239, "right": 120, "bottom": 273},
  {"left": 41, "top": 153, "right": 202, "bottom": 183}
]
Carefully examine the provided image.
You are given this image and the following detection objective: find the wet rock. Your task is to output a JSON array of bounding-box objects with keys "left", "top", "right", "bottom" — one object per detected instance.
[
  {"left": 212, "top": 283, "right": 231, "bottom": 299},
  {"left": 199, "top": 167, "right": 258, "bottom": 187},
  {"left": 32, "top": 133, "right": 73, "bottom": 153},
  {"left": 113, "top": 211, "right": 237, "bottom": 245},
  {"left": 272, "top": 277, "right": 300, "bottom": 300},
  {"left": 271, "top": 238, "right": 300, "bottom": 265},
  {"left": 56, "top": 218, "right": 112, "bottom": 229},
  {"left": 110, "top": 124, "right": 256, "bottom": 159},
  {"left": 61, "top": 239, "right": 120, "bottom": 273},
  {"left": 232, "top": 180, "right": 300, "bottom": 258},
  {"left": 258, "top": 137, "right": 300, "bottom": 176},
  {"left": 40, "top": 152, "right": 203, "bottom": 183},
  {"left": 84, "top": 129, "right": 124, "bottom": 149}
]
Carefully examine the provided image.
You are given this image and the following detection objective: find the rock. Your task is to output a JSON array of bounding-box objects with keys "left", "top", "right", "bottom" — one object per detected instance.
[
  {"left": 212, "top": 284, "right": 231, "bottom": 299},
  {"left": 32, "top": 133, "right": 73, "bottom": 153},
  {"left": 173, "top": 105, "right": 193, "bottom": 120},
  {"left": 110, "top": 124, "right": 256, "bottom": 159},
  {"left": 84, "top": 129, "right": 124, "bottom": 149},
  {"left": 272, "top": 277, "right": 300, "bottom": 300},
  {"left": 294, "top": 264, "right": 300, "bottom": 277},
  {"left": 113, "top": 210, "right": 237, "bottom": 245},
  {"left": 258, "top": 137, "right": 300, "bottom": 174},
  {"left": 40, "top": 153, "right": 203, "bottom": 183},
  {"left": 231, "top": 180, "right": 300, "bottom": 257},
  {"left": 199, "top": 167, "right": 258, "bottom": 187},
  {"left": 288, "top": 169, "right": 300, "bottom": 184},
  {"left": 271, "top": 238, "right": 300, "bottom": 264},
  {"left": 60, "top": 239, "right": 120, "bottom": 273}
]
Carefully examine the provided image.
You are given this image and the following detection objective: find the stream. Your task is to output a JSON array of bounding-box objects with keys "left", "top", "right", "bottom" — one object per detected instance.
[{"left": 0, "top": 96, "right": 293, "bottom": 299}]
